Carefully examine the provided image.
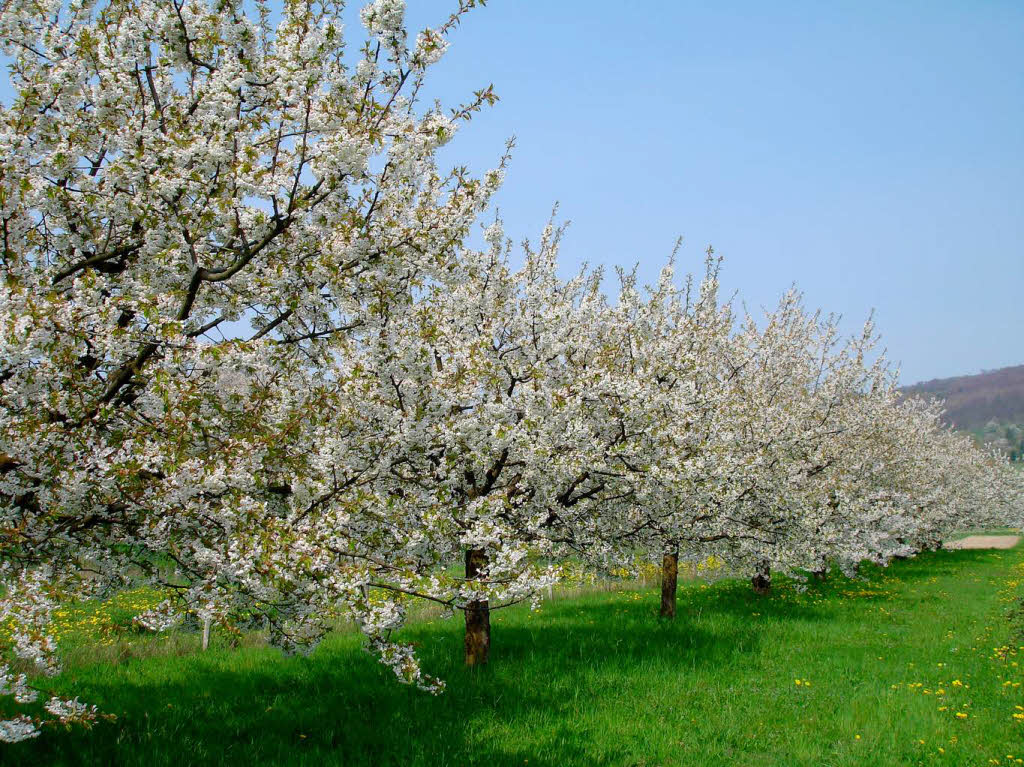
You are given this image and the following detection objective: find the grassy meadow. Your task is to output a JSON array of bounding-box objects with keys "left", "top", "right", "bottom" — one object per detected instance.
[{"left": 4, "top": 544, "right": 1024, "bottom": 767}]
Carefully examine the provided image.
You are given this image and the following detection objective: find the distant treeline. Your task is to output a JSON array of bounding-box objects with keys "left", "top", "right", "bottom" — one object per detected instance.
[
  {"left": 902, "top": 364, "right": 1024, "bottom": 460},
  {"left": 971, "top": 421, "right": 1024, "bottom": 462}
]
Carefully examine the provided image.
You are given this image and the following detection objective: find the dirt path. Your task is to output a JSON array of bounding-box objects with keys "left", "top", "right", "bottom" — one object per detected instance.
[{"left": 944, "top": 535, "right": 1020, "bottom": 550}]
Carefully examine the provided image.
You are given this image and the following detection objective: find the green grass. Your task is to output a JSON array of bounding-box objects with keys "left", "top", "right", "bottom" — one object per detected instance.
[{"left": 5, "top": 547, "right": 1024, "bottom": 767}]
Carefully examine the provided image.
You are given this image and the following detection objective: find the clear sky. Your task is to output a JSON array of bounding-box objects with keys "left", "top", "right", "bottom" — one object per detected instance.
[
  {"left": 3, "top": 1, "right": 1021, "bottom": 384},
  {"left": 407, "top": 0, "right": 1023, "bottom": 385}
]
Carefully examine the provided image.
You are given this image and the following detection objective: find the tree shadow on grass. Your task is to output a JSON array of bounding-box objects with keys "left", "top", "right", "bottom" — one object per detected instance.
[
  {"left": 670, "top": 577, "right": 836, "bottom": 625},
  {"left": 659, "top": 545, "right": 1013, "bottom": 625},
  {"left": 3, "top": 600, "right": 756, "bottom": 767},
  {"left": 878, "top": 548, "right": 1016, "bottom": 581},
  {"left": 9, "top": 548, "right": 1004, "bottom": 767},
  {"left": 792, "top": 546, "right": 1014, "bottom": 594}
]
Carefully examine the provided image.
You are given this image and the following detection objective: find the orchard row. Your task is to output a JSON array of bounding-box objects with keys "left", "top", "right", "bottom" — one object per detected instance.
[{"left": 0, "top": 0, "right": 1018, "bottom": 743}]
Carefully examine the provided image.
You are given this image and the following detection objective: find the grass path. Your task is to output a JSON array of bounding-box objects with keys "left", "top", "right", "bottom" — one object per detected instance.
[{"left": 5, "top": 546, "right": 1024, "bottom": 767}]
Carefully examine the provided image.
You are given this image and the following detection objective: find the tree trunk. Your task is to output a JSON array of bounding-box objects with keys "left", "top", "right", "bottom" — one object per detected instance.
[
  {"left": 201, "top": 616, "right": 211, "bottom": 651},
  {"left": 660, "top": 549, "right": 679, "bottom": 619},
  {"left": 752, "top": 560, "right": 771, "bottom": 595},
  {"left": 464, "top": 548, "right": 490, "bottom": 667},
  {"left": 812, "top": 566, "right": 827, "bottom": 581}
]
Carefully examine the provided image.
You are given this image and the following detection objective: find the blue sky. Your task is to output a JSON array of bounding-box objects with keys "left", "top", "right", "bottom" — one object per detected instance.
[
  {"left": 409, "top": 0, "right": 1023, "bottom": 384},
  {"left": 3, "top": 1, "right": 1021, "bottom": 384}
]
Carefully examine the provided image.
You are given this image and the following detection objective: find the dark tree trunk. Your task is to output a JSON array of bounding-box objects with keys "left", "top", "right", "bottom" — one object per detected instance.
[
  {"left": 660, "top": 549, "right": 679, "bottom": 619},
  {"left": 812, "top": 566, "right": 827, "bottom": 581},
  {"left": 893, "top": 538, "right": 909, "bottom": 559},
  {"left": 464, "top": 548, "right": 490, "bottom": 667},
  {"left": 752, "top": 560, "right": 771, "bottom": 595}
]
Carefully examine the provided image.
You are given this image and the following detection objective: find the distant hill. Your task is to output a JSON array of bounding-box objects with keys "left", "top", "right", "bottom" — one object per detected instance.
[
  {"left": 902, "top": 365, "right": 1024, "bottom": 460},
  {"left": 902, "top": 365, "right": 1024, "bottom": 431}
]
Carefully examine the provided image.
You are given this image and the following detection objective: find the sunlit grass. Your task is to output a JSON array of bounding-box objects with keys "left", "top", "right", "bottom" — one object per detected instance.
[{"left": 4, "top": 546, "right": 1023, "bottom": 767}]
